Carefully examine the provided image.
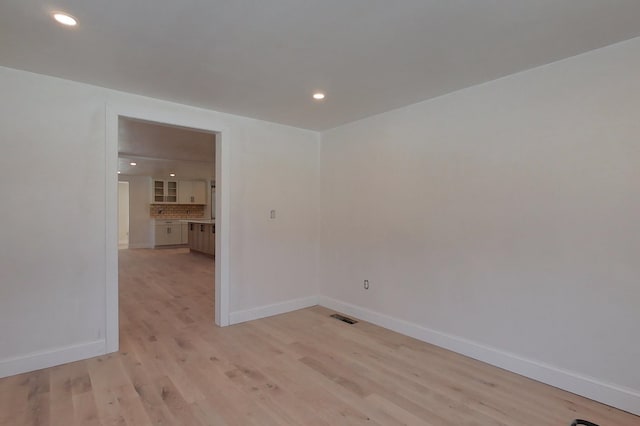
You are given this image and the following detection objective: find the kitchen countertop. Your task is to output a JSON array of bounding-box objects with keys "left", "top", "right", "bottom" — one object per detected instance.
[
  {"left": 183, "top": 219, "right": 215, "bottom": 224},
  {"left": 153, "top": 218, "right": 214, "bottom": 224}
]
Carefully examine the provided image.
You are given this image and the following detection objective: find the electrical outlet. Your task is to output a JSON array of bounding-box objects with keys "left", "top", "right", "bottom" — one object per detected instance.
[{"left": 364, "top": 279, "right": 369, "bottom": 290}]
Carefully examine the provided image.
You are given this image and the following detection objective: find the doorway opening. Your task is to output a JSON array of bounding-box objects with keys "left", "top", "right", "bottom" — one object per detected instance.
[
  {"left": 116, "top": 117, "right": 217, "bottom": 347},
  {"left": 105, "top": 105, "right": 230, "bottom": 354}
]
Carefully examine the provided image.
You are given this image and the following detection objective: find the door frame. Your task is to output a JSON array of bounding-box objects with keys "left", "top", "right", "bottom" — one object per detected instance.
[
  {"left": 105, "top": 102, "right": 231, "bottom": 354},
  {"left": 117, "top": 181, "right": 130, "bottom": 246}
]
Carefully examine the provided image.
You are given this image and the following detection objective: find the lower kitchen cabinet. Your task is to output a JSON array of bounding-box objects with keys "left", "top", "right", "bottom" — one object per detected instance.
[
  {"left": 209, "top": 223, "right": 215, "bottom": 255},
  {"left": 155, "top": 222, "right": 182, "bottom": 246},
  {"left": 188, "top": 222, "right": 215, "bottom": 256},
  {"left": 180, "top": 223, "right": 188, "bottom": 244},
  {"left": 188, "top": 223, "right": 196, "bottom": 247}
]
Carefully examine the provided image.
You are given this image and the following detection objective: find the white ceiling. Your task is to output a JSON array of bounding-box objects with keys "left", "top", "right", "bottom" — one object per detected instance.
[
  {"left": 118, "top": 117, "right": 215, "bottom": 180},
  {"left": 2, "top": 1, "right": 640, "bottom": 130}
]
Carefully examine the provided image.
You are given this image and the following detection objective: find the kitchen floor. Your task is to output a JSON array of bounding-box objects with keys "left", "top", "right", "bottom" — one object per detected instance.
[{"left": 119, "top": 248, "right": 215, "bottom": 329}]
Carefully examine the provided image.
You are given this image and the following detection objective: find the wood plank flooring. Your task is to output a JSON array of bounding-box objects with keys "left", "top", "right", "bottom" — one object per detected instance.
[{"left": 1, "top": 247, "right": 638, "bottom": 425}]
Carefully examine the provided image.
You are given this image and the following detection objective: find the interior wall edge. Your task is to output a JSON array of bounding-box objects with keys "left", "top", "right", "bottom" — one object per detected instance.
[
  {"left": 317, "top": 296, "right": 640, "bottom": 416},
  {"left": 0, "top": 339, "right": 106, "bottom": 379}
]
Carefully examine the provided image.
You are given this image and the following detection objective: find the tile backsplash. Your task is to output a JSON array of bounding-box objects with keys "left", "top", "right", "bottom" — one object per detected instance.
[{"left": 150, "top": 204, "right": 206, "bottom": 219}]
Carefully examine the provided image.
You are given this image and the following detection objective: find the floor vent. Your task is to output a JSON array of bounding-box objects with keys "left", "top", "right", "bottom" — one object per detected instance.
[{"left": 331, "top": 313, "right": 358, "bottom": 324}]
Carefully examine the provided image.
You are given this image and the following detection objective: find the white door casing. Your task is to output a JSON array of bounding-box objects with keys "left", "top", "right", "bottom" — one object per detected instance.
[{"left": 105, "top": 102, "right": 231, "bottom": 354}]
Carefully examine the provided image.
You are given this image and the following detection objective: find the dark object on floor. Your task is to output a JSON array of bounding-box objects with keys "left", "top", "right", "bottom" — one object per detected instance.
[
  {"left": 571, "top": 420, "right": 599, "bottom": 426},
  {"left": 330, "top": 313, "right": 358, "bottom": 324}
]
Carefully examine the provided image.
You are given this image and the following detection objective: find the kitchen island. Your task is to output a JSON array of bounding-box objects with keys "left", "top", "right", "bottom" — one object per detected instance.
[{"left": 186, "top": 220, "right": 215, "bottom": 256}]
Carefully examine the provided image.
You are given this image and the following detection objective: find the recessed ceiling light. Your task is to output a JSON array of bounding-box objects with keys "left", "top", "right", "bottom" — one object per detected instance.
[
  {"left": 169, "top": 173, "right": 176, "bottom": 177},
  {"left": 313, "top": 92, "right": 326, "bottom": 100},
  {"left": 117, "top": 171, "right": 121, "bottom": 174},
  {"left": 52, "top": 12, "right": 77, "bottom": 27},
  {"left": 130, "top": 162, "right": 137, "bottom": 166}
]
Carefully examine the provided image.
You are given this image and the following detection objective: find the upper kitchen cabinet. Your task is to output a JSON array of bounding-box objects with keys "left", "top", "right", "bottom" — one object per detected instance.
[
  {"left": 152, "top": 179, "right": 206, "bottom": 204},
  {"left": 178, "top": 180, "right": 206, "bottom": 205},
  {"left": 153, "top": 179, "right": 178, "bottom": 203}
]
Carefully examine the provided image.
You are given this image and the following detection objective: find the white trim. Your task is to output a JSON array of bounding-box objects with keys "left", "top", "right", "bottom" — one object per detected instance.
[
  {"left": 105, "top": 105, "right": 119, "bottom": 353},
  {"left": 105, "top": 101, "right": 233, "bottom": 353},
  {"left": 0, "top": 340, "right": 105, "bottom": 379},
  {"left": 126, "top": 243, "right": 153, "bottom": 249},
  {"left": 318, "top": 296, "right": 640, "bottom": 416},
  {"left": 229, "top": 296, "right": 320, "bottom": 325},
  {"left": 215, "top": 130, "right": 230, "bottom": 326}
]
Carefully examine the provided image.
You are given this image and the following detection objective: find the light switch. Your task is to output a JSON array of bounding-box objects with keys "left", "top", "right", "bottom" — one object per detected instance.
[{"left": 270, "top": 210, "right": 276, "bottom": 219}]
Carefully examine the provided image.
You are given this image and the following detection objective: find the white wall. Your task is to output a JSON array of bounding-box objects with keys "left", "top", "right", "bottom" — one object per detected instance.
[
  {"left": 117, "top": 176, "right": 153, "bottom": 248},
  {"left": 225, "top": 116, "right": 322, "bottom": 322},
  {"left": 319, "top": 37, "right": 640, "bottom": 413},
  {"left": 0, "top": 69, "right": 107, "bottom": 369},
  {"left": 0, "top": 66, "right": 320, "bottom": 376}
]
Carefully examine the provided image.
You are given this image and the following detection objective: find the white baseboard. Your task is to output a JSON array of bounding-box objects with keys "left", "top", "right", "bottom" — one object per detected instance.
[
  {"left": 0, "top": 339, "right": 105, "bottom": 379},
  {"left": 127, "top": 242, "right": 153, "bottom": 249},
  {"left": 318, "top": 296, "right": 640, "bottom": 416},
  {"left": 229, "top": 295, "right": 320, "bottom": 325}
]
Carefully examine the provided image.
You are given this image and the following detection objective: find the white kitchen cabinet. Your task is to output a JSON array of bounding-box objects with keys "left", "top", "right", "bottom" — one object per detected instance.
[
  {"left": 192, "top": 180, "right": 206, "bottom": 204},
  {"left": 153, "top": 179, "right": 178, "bottom": 203},
  {"left": 155, "top": 221, "right": 182, "bottom": 246},
  {"left": 178, "top": 180, "right": 206, "bottom": 204}
]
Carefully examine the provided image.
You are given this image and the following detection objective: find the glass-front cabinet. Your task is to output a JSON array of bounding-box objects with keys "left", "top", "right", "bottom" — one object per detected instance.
[{"left": 153, "top": 179, "right": 178, "bottom": 203}]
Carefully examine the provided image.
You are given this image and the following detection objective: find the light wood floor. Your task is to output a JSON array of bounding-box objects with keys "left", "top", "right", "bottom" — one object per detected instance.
[{"left": 1, "top": 248, "right": 637, "bottom": 425}]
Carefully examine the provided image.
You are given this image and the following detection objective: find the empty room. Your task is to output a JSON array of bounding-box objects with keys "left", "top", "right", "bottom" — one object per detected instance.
[{"left": 1, "top": 1, "right": 639, "bottom": 425}]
